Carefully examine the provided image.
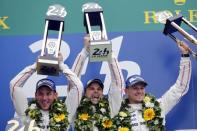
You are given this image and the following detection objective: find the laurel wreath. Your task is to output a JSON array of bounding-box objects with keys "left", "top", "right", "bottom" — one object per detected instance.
[
  {"left": 25, "top": 99, "right": 69, "bottom": 131},
  {"left": 113, "top": 94, "right": 165, "bottom": 131},
  {"left": 75, "top": 96, "right": 114, "bottom": 131}
]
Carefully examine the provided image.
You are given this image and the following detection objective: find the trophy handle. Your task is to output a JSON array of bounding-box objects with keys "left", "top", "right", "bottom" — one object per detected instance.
[
  {"left": 182, "top": 17, "right": 197, "bottom": 32},
  {"left": 100, "top": 12, "right": 108, "bottom": 40},
  {"left": 171, "top": 21, "right": 197, "bottom": 45},
  {"left": 55, "top": 21, "right": 63, "bottom": 58},
  {"left": 85, "top": 13, "right": 93, "bottom": 40},
  {"left": 41, "top": 20, "right": 49, "bottom": 56}
]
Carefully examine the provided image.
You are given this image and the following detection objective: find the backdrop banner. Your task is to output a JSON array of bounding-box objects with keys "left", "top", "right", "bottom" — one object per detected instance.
[{"left": 0, "top": 0, "right": 196, "bottom": 130}]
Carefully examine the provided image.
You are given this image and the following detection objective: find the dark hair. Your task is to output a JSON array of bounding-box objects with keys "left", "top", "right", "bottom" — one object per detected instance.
[{"left": 85, "top": 78, "right": 104, "bottom": 92}]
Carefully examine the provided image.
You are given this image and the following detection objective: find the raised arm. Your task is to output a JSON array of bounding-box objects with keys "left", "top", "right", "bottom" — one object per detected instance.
[
  {"left": 58, "top": 54, "right": 83, "bottom": 124},
  {"left": 74, "top": 35, "right": 124, "bottom": 117},
  {"left": 71, "top": 36, "right": 89, "bottom": 79},
  {"left": 159, "top": 41, "right": 192, "bottom": 115},
  {"left": 10, "top": 63, "right": 36, "bottom": 117},
  {"left": 108, "top": 52, "right": 124, "bottom": 118}
]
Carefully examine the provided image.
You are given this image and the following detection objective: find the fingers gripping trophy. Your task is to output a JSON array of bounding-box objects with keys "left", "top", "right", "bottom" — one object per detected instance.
[
  {"left": 155, "top": 11, "right": 197, "bottom": 57},
  {"left": 37, "top": 4, "right": 67, "bottom": 76},
  {"left": 82, "top": 2, "right": 112, "bottom": 62}
]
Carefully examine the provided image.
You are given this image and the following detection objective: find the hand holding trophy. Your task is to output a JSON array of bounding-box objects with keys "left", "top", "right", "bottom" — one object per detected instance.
[
  {"left": 82, "top": 2, "right": 112, "bottom": 62},
  {"left": 37, "top": 4, "right": 67, "bottom": 76},
  {"left": 155, "top": 11, "right": 197, "bottom": 57}
]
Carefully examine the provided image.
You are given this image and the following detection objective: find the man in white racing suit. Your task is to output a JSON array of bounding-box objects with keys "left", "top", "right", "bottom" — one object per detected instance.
[
  {"left": 10, "top": 53, "right": 83, "bottom": 130},
  {"left": 115, "top": 40, "right": 192, "bottom": 131},
  {"left": 73, "top": 35, "right": 124, "bottom": 130}
]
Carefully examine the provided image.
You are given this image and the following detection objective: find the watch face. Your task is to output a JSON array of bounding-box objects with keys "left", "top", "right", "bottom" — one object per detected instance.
[{"left": 46, "top": 4, "right": 67, "bottom": 18}]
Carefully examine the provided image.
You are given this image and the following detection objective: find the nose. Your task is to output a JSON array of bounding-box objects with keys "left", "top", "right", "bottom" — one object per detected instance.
[
  {"left": 93, "top": 89, "right": 98, "bottom": 93},
  {"left": 42, "top": 95, "right": 48, "bottom": 100},
  {"left": 136, "top": 88, "right": 143, "bottom": 93}
]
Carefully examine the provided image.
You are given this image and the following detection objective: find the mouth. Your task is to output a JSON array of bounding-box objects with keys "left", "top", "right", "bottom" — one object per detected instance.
[
  {"left": 92, "top": 95, "right": 100, "bottom": 99},
  {"left": 42, "top": 100, "right": 49, "bottom": 104},
  {"left": 40, "top": 100, "right": 51, "bottom": 107},
  {"left": 90, "top": 95, "right": 101, "bottom": 104},
  {"left": 135, "top": 94, "right": 144, "bottom": 100}
]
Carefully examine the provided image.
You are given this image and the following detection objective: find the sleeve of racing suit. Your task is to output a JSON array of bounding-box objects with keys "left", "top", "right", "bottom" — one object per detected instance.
[
  {"left": 10, "top": 63, "right": 36, "bottom": 117},
  {"left": 60, "top": 62, "right": 83, "bottom": 124},
  {"left": 71, "top": 48, "right": 89, "bottom": 79},
  {"left": 108, "top": 53, "right": 124, "bottom": 118},
  {"left": 159, "top": 57, "right": 191, "bottom": 115}
]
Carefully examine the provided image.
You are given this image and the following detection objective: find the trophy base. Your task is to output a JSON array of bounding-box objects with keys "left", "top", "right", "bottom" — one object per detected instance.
[
  {"left": 89, "top": 40, "right": 112, "bottom": 62},
  {"left": 37, "top": 56, "right": 59, "bottom": 76}
]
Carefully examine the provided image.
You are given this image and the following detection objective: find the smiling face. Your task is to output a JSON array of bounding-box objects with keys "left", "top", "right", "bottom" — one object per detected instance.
[
  {"left": 85, "top": 82, "right": 103, "bottom": 104},
  {"left": 35, "top": 86, "right": 58, "bottom": 110},
  {"left": 125, "top": 83, "right": 146, "bottom": 104}
]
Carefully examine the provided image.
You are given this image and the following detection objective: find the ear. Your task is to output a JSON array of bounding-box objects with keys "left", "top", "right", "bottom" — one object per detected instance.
[
  {"left": 125, "top": 88, "right": 129, "bottom": 95},
  {"left": 35, "top": 92, "right": 38, "bottom": 98},
  {"left": 84, "top": 91, "right": 88, "bottom": 97},
  {"left": 54, "top": 92, "right": 58, "bottom": 99}
]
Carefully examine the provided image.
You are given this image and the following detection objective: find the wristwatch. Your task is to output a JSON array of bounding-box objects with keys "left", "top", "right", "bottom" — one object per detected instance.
[{"left": 181, "top": 54, "right": 190, "bottom": 57}]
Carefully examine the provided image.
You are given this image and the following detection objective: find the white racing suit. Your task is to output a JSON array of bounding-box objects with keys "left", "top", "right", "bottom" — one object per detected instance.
[
  {"left": 10, "top": 62, "right": 83, "bottom": 130},
  {"left": 72, "top": 48, "right": 124, "bottom": 130},
  {"left": 127, "top": 57, "right": 191, "bottom": 131}
]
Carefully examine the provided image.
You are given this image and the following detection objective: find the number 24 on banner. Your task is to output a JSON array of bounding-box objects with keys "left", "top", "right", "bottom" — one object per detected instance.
[{"left": 7, "top": 119, "right": 40, "bottom": 131}]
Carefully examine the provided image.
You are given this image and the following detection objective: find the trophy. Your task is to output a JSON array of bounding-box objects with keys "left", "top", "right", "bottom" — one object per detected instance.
[
  {"left": 82, "top": 2, "right": 112, "bottom": 62},
  {"left": 156, "top": 11, "right": 197, "bottom": 57},
  {"left": 37, "top": 4, "right": 67, "bottom": 76}
]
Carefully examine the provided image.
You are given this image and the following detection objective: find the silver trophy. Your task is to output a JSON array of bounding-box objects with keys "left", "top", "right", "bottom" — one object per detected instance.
[
  {"left": 82, "top": 2, "right": 112, "bottom": 62},
  {"left": 156, "top": 11, "right": 197, "bottom": 57},
  {"left": 37, "top": 4, "right": 67, "bottom": 76}
]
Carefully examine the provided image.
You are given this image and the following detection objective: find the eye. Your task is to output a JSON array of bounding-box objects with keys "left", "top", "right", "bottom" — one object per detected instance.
[
  {"left": 36, "top": 92, "right": 43, "bottom": 96},
  {"left": 88, "top": 86, "right": 95, "bottom": 91},
  {"left": 47, "top": 92, "right": 53, "bottom": 96},
  {"left": 97, "top": 88, "right": 102, "bottom": 91},
  {"left": 140, "top": 87, "right": 145, "bottom": 90}
]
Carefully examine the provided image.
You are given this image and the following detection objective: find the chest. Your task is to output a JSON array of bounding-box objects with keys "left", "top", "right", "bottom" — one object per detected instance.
[{"left": 129, "top": 110, "right": 149, "bottom": 131}]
